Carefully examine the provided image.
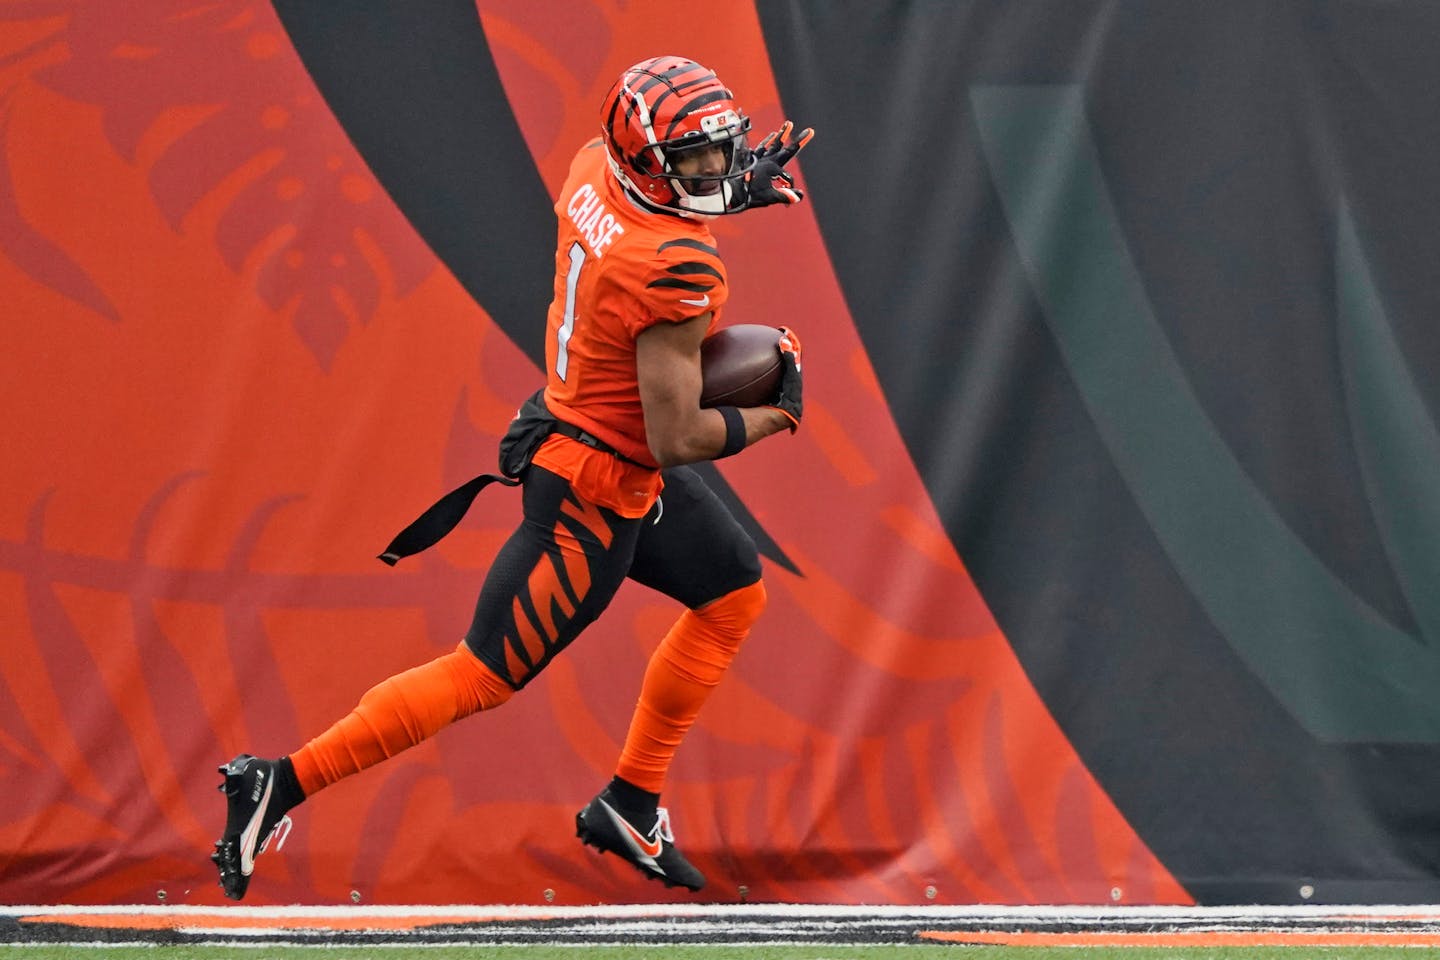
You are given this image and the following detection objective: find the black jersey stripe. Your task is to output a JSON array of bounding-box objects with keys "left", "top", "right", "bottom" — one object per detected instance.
[
  {"left": 656, "top": 237, "right": 720, "bottom": 257},
  {"left": 666, "top": 261, "right": 724, "bottom": 280},
  {"left": 645, "top": 277, "right": 714, "bottom": 293}
]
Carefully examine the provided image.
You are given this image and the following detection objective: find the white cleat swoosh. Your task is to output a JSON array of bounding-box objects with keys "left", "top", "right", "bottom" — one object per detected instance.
[
  {"left": 597, "top": 798, "right": 664, "bottom": 872},
  {"left": 237, "top": 773, "right": 274, "bottom": 876}
]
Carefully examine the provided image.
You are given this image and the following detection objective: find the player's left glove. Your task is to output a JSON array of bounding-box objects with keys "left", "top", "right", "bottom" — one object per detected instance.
[
  {"left": 742, "top": 121, "right": 814, "bottom": 209},
  {"left": 767, "top": 326, "right": 803, "bottom": 431}
]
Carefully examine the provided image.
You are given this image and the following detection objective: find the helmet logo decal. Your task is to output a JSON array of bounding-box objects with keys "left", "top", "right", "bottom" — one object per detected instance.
[{"left": 701, "top": 110, "right": 741, "bottom": 136}]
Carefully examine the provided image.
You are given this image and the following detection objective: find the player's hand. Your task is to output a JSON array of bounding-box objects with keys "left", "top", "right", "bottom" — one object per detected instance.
[
  {"left": 767, "top": 327, "right": 803, "bottom": 431},
  {"left": 744, "top": 122, "right": 814, "bottom": 208}
]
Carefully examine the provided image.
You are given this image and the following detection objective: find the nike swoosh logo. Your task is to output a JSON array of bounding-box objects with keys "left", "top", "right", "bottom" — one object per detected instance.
[
  {"left": 238, "top": 771, "right": 274, "bottom": 876},
  {"left": 679, "top": 293, "right": 710, "bottom": 308},
  {"left": 600, "top": 798, "right": 663, "bottom": 861}
]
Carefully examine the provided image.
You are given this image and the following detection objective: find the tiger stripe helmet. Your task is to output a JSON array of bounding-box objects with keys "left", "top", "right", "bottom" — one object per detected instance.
[{"left": 600, "top": 56, "right": 754, "bottom": 217}]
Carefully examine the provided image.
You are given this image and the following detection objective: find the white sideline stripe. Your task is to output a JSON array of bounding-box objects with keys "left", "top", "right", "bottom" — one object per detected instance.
[{"left": 12, "top": 903, "right": 1440, "bottom": 920}]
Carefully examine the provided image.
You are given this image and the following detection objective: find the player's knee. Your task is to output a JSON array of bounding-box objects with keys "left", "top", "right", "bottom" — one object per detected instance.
[
  {"left": 658, "top": 580, "right": 766, "bottom": 684},
  {"left": 695, "top": 579, "right": 767, "bottom": 645}
]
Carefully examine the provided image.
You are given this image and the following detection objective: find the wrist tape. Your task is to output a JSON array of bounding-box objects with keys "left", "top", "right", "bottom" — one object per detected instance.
[{"left": 716, "top": 406, "right": 746, "bottom": 459}]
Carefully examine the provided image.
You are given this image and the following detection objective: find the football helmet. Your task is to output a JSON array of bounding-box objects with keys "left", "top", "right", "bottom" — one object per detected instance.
[{"left": 600, "top": 56, "right": 755, "bottom": 217}]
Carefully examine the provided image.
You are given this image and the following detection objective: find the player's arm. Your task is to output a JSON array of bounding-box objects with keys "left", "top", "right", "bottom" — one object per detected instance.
[{"left": 636, "top": 314, "right": 793, "bottom": 467}]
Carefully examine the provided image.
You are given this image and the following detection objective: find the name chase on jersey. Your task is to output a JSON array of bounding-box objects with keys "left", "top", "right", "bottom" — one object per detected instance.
[
  {"left": 566, "top": 182, "right": 626, "bottom": 257},
  {"left": 542, "top": 142, "right": 726, "bottom": 490}
]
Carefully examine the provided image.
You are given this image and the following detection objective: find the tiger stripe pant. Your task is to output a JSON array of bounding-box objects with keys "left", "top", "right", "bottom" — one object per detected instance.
[{"left": 464, "top": 464, "right": 763, "bottom": 688}]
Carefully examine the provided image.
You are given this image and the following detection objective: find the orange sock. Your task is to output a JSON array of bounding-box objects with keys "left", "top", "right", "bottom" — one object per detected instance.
[
  {"left": 289, "top": 641, "right": 513, "bottom": 797},
  {"left": 616, "top": 580, "right": 766, "bottom": 793}
]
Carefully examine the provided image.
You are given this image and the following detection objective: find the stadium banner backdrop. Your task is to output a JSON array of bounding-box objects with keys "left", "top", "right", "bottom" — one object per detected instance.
[{"left": 2, "top": 0, "right": 1437, "bottom": 906}]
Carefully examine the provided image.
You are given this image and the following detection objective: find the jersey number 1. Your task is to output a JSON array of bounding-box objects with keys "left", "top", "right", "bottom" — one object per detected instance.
[{"left": 555, "top": 242, "right": 585, "bottom": 381}]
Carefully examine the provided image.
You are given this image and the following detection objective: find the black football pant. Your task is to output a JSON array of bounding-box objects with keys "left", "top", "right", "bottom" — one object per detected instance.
[{"left": 463, "top": 464, "right": 762, "bottom": 688}]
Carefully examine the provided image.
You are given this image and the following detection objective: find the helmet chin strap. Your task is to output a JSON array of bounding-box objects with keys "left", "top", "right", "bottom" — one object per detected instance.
[
  {"left": 674, "top": 180, "right": 731, "bottom": 216},
  {"left": 606, "top": 156, "right": 728, "bottom": 219}
]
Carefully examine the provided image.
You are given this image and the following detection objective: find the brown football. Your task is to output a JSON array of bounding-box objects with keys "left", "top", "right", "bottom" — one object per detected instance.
[{"left": 699, "top": 324, "right": 784, "bottom": 408}]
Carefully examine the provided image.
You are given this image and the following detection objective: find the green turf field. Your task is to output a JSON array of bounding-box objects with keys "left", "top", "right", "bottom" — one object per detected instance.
[{"left": 5, "top": 946, "right": 1438, "bottom": 959}]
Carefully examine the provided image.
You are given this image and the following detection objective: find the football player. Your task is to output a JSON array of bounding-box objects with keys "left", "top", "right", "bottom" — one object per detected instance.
[{"left": 212, "top": 55, "right": 811, "bottom": 898}]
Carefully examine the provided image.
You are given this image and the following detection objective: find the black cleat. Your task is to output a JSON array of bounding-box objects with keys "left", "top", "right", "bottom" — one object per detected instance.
[
  {"left": 210, "top": 754, "right": 293, "bottom": 901},
  {"left": 575, "top": 788, "right": 705, "bottom": 891}
]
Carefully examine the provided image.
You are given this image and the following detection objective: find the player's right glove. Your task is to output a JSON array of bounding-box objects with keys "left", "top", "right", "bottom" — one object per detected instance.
[
  {"left": 767, "top": 327, "right": 803, "bottom": 431},
  {"left": 742, "top": 121, "right": 814, "bottom": 209}
]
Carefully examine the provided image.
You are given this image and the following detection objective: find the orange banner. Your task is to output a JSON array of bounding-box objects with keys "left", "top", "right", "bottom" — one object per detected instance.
[{"left": 0, "top": 1, "right": 1182, "bottom": 906}]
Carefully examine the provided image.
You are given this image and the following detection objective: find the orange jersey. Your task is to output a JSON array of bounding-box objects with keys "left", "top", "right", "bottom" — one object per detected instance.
[{"left": 541, "top": 140, "right": 727, "bottom": 468}]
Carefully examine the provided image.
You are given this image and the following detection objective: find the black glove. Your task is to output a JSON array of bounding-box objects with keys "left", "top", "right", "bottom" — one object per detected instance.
[
  {"left": 767, "top": 327, "right": 803, "bottom": 431},
  {"left": 743, "top": 121, "right": 814, "bottom": 209}
]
